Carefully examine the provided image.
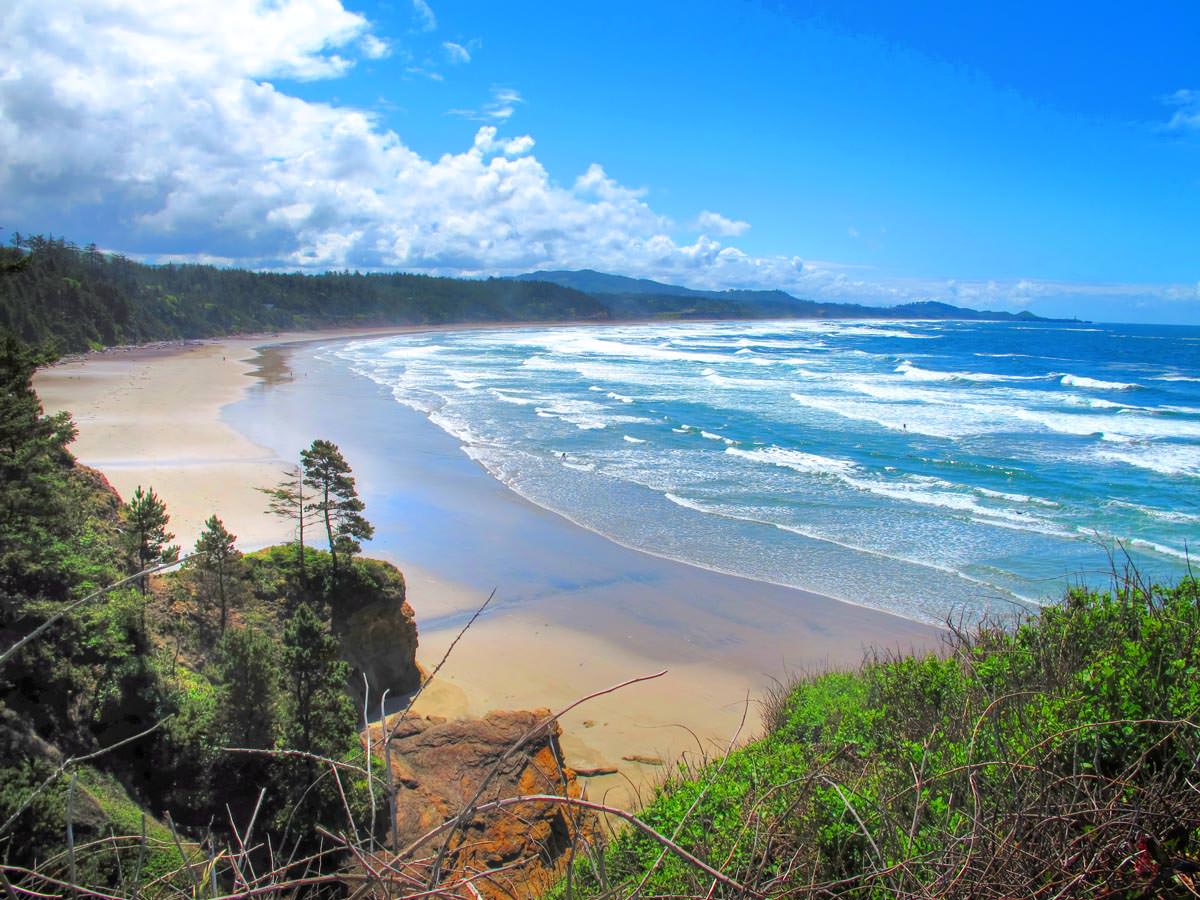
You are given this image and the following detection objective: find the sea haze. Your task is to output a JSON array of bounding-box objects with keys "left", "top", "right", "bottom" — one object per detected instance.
[{"left": 330, "top": 320, "right": 1200, "bottom": 625}]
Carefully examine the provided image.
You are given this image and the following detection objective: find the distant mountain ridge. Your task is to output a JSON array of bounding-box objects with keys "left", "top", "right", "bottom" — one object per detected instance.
[
  {"left": 1, "top": 235, "right": 1069, "bottom": 354},
  {"left": 509, "top": 268, "right": 1060, "bottom": 322}
]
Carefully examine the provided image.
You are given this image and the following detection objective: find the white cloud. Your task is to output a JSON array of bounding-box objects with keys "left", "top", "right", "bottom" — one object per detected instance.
[
  {"left": 0, "top": 0, "right": 1193, "bottom": 322},
  {"left": 360, "top": 35, "right": 391, "bottom": 60},
  {"left": 695, "top": 210, "right": 750, "bottom": 237},
  {"left": 448, "top": 86, "right": 524, "bottom": 122},
  {"left": 442, "top": 41, "right": 470, "bottom": 64},
  {"left": 411, "top": 0, "right": 437, "bottom": 33},
  {"left": 1163, "top": 88, "right": 1200, "bottom": 132}
]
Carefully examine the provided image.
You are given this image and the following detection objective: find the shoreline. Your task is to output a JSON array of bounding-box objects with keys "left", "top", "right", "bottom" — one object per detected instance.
[{"left": 35, "top": 322, "right": 943, "bottom": 807}]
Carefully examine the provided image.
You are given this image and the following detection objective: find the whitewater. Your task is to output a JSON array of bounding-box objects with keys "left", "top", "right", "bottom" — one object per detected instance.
[{"left": 330, "top": 319, "right": 1200, "bottom": 625}]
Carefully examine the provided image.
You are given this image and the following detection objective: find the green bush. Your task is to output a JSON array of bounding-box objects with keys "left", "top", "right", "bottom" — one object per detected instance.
[{"left": 565, "top": 576, "right": 1200, "bottom": 898}]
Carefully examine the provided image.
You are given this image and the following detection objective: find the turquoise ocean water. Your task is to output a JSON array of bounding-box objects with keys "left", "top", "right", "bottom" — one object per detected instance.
[{"left": 328, "top": 320, "right": 1199, "bottom": 625}]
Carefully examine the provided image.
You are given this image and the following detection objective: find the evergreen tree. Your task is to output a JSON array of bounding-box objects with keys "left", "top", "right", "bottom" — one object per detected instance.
[
  {"left": 0, "top": 332, "right": 77, "bottom": 621},
  {"left": 299, "top": 440, "right": 373, "bottom": 579},
  {"left": 258, "top": 465, "right": 315, "bottom": 584},
  {"left": 280, "top": 602, "right": 355, "bottom": 761},
  {"left": 120, "top": 486, "right": 179, "bottom": 594},
  {"left": 214, "top": 626, "right": 279, "bottom": 749},
  {"left": 191, "top": 514, "right": 242, "bottom": 633}
]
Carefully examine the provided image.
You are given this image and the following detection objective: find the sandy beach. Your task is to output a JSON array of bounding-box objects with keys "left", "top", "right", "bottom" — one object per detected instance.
[{"left": 35, "top": 327, "right": 942, "bottom": 808}]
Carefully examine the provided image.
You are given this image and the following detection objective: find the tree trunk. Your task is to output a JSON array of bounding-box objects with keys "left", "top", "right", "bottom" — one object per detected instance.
[
  {"left": 217, "top": 564, "right": 227, "bottom": 634},
  {"left": 298, "top": 486, "right": 306, "bottom": 585},
  {"left": 322, "top": 483, "right": 338, "bottom": 576}
]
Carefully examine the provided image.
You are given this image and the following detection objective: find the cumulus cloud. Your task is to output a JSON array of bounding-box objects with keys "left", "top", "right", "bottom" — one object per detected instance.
[
  {"left": 0, "top": 0, "right": 1192, "bottom": 321},
  {"left": 694, "top": 210, "right": 750, "bottom": 237}
]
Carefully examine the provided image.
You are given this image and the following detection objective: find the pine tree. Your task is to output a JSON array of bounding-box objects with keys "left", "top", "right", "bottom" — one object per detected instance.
[
  {"left": 192, "top": 514, "right": 242, "bottom": 633},
  {"left": 299, "top": 440, "right": 373, "bottom": 579},
  {"left": 275, "top": 602, "right": 363, "bottom": 842},
  {"left": 120, "top": 486, "right": 179, "bottom": 595},
  {"left": 280, "top": 602, "right": 355, "bottom": 760},
  {"left": 214, "top": 626, "right": 279, "bottom": 749},
  {"left": 259, "top": 465, "right": 315, "bottom": 584},
  {"left": 0, "top": 332, "right": 77, "bottom": 621}
]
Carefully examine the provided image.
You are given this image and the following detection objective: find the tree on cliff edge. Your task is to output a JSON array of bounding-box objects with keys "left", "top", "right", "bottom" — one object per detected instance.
[
  {"left": 259, "top": 464, "right": 316, "bottom": 584},
  {"left": 120, "top": 485, "right": 179, "bottom": 596},
  {"left": 299, "top": 440, "right": 373, "bottom": 581}
]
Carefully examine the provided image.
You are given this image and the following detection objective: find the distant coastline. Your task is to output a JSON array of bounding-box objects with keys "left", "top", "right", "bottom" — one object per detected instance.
[{"left": 3, "top": 234, "right": 1071, "bottom": 356}]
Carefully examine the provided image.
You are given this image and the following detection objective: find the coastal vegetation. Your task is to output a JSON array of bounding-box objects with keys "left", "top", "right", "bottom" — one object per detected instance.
[
  {"left": 0, "top": 332, "right": 395, "bottom": 884},
  {"left": 0, "top": 234, "right": 1048, "bottom": 354},
  {"left": 559, "top": 574, "right": 1200, "bottom": 897}
]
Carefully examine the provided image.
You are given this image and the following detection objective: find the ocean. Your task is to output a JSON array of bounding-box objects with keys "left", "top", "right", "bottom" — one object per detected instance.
[{"left": 327, "top": 319, "right": 1199, "bottom": 626}]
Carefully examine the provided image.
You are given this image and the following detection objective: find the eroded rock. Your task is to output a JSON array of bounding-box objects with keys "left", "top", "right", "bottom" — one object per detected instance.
[{"left": 365, "top": 708, "right": 593, "bottom": 899}]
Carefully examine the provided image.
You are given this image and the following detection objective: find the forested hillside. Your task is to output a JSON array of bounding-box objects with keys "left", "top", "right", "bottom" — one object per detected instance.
[
  {"left": 0, "top": 235, "right": 1056, "bottom": 354},
  {"left": 0, "top": 235, "right": 608, "bottom": 352},
  {"left": 0, "top": 332, "right": 405, "bottom": 883}
]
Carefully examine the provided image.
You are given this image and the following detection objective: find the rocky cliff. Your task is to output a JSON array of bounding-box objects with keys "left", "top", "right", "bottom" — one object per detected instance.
[
  {"left": 366, "top": 708, "right": 592, "bottom": 899},
  {"left": 331, "top": 558, "right": 423, "bottom": 702}
]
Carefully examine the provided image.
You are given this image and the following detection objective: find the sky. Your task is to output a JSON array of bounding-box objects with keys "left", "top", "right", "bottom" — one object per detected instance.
[{"left": 1, "top": 1, "right": 1198, "bottom": 323}]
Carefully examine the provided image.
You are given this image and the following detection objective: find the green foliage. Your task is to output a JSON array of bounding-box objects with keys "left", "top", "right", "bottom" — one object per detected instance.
[
  {"left": 0, "top": 331, "right": 80, "bottom": 620},
  {"left": 572, "top": 576, "right": 1200, "bottom": 898},
  {"left": 118, "top": 486, "right": 179, "bottom": 594},
  {"left": 300, "top": 439, "right": 373, "bottom": 580},
  {"left": 213, "top": 626, "right": 279, "bottom": 749},
  {"left": 188, "top": 514, "right": 244, "bottom": 633},
  {"left": 281, "top": 601, "right": 355, "bottom": 759},
  {"left": 1, "top": 331, "right": 385, "bottom": 885},
  {"left": 258, "top": 465, "right": 316, "bottom": 583},
  {"left": 0, "top": 234, "right": 610, "bottom": 353}
]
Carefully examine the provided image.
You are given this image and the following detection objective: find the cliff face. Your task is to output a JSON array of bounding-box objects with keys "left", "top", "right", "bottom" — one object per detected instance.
[
  {"left": 366, "top": 709, "right": 591, "bottom": 899},
  {"left": 331, "top": 558, "right": 422, "bottom": 701}
]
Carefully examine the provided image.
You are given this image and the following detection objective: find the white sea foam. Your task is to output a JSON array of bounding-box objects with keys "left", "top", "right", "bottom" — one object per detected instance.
[
  {"left": 664, "top": 492, "right": 709, "bottom": 513},
  {"left": 1130, "top": 539, "right": 1191, "bottom": 561},
  {"left": 381, "top": 344, "right": 440, "bottom": 360},
  {"left": 1103, "top": 500, "right": 1200, "bottom": 524},
  {"left": 1060, "top": 395, "right": 1131, "bottom": 410},
  {"left": 844, "top": 379, "right": 950, "bottom": 405},
  {"left": 1094, "top": 444, "right": 1200, "bottom": 478},
  {"left": 726, "top": 445, "right": 858, "bottom": 477},
  {"left": 1004, "top": 406, "right": 1200, "bottom": 441},
  {"left": 532, "top": 332, "right": 732, "bottom": 364},
  {"left": 1154, "top": 374, "right": 1200, "bottom": 383},
  {"left": 623, "top": 435, "right": 646, "bottom": 444},
  {"left": 895, "top": 360, "right": 959, "bottom": 382},
  {"left": 830, "top": 325, "right": 939, "bottom": 339},
  {"left": 1060, "top": 373, "right": 1140, "bottom": 391},
  {"left": 975, "top": 487, "right": 1059, "bottom": 507},
  {"left": 895, "top": 360, "right": 1047, "bottom": 383},
  {"left": 700, "top": 430, "right": 736, "bottom": 445},
  {"left": 490, "top": 390, "right": 538, "bottom": 405},
  {"left": 792, "top": 392, "right": 981, "bottom": 438}
]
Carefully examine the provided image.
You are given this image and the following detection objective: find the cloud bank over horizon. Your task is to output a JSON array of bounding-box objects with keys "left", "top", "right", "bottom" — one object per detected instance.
[{"left": 1, "top": 0, "right": 1196, "bottom": 321}]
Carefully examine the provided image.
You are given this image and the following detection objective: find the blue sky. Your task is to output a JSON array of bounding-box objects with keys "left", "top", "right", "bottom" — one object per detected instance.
[{"left": 1, "top": 1, "right": 1198, "bottom": 322}]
